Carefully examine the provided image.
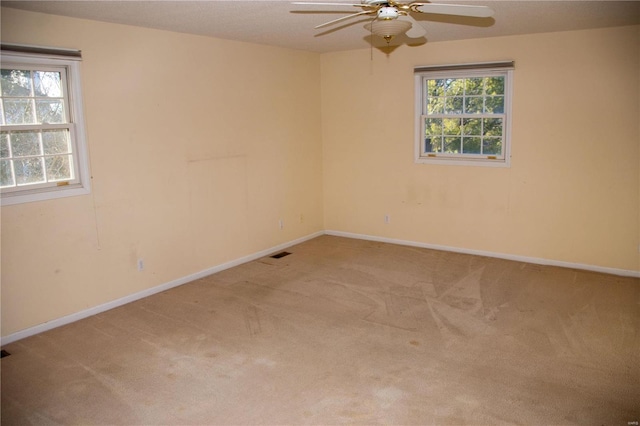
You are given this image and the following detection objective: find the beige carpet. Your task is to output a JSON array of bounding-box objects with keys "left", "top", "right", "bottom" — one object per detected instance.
[{"left": 2, "top": 235, "right": 639, "bottom": 424}]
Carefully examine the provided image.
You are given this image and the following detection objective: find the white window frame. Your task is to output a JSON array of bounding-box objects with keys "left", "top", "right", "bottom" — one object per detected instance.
[
  {"left": 414, "top": 62, "right": 514, "bottom": 167},
  {"left": 1, "top": 47, "right": 90, "bottom": 205}
]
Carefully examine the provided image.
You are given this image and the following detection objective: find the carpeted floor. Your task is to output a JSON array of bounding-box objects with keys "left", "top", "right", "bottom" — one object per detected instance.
[{"left": 2, "top": 235, "right": 639, "bottom": 424}]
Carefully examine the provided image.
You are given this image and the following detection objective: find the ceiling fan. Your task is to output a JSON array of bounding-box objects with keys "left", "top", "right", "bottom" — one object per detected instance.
[{"left": 292, "top": 0, "right": 494, "bottom": 44}]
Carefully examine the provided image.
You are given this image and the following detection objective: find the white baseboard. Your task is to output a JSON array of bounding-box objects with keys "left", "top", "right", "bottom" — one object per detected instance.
[
  {"left": 1, "top": 231, "right": 324, "bottom": 346},
  {"left": 3, "top": 229, "right": 637, "bottom": 345},
  {"left": 324, "top": 230, "right": 640, "bottom": 278}
]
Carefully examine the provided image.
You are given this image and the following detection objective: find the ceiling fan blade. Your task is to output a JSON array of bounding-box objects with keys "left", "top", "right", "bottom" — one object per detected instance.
[
  {"left": 315, "top": 10, "right": 375, "bottom": 28},
  {"left": 292, "top": 2, "right": 365, "bottom": 6},
  {"left": 411, "top": 3, "right": 494, "bottom": 18},
  {"left": 398, "top": 14, "right": 427, "bottom": 38}
]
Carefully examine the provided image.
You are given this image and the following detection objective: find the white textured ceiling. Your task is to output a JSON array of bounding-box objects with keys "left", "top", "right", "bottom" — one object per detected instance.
[{"left": 3, "top": 0, "right": 639, "bottom": 53}]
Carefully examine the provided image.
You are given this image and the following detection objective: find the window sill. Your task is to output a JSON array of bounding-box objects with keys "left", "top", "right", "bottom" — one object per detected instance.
[
  {"left": 1, "top": 182, "right": 91, "bottom": 206},
  {"left": 415, "top": 155, "right": 510, "bottom": 168}
]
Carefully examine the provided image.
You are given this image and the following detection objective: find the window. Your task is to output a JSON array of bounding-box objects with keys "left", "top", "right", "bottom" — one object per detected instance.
[
  {"left": 1, "top": 45, "right": 90, "bottom": 205},
  {"left": 415, "top": 62, "right": 514, "bottom": 167}
]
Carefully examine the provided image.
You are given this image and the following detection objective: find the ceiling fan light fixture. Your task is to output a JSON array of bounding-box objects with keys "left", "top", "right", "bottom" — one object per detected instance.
[{"left": 366, "top": 19, "right": 412, "bottom": 42}]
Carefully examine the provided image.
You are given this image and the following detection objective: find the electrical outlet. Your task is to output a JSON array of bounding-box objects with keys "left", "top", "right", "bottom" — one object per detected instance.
[
  {"left": 279, "top": 219, "right": 284, "bottom": 230},
  {"left": 384, "top": 214, "right": 390, "bottom": 224},
  {"left": 300, "top": 213, "right": 304, "bottom": 223},
  {"left": 137, "top": 259, "right": 144, "bottom": 272}
]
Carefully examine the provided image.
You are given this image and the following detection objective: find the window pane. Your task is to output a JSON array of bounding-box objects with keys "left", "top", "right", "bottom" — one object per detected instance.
[
  {"left": 483, "top": 118, "right": 503, "bottom": 137},
  {"left": 15, "top": 157, "right": 44, "bottom": 185},
  {"left": 463, "top": 137, "right": 481, "bottom": 154},
  {"left": 465, "top": 78, "right": 484, "bottom": 95},
  {"left": 3, "top": 99, "right": 35, "bottom": 124},
  {"left": 0, "top": 100, "right": 4, "bottom": 125},
  {"left": 424, "top": 118, "right": 442, "bottom": 136},
  {"left": 483, "top": 137, "right": 502, "bottom": 155},
  {"left": 444, "top": 137, "right": 461, "bottom": 153},
  {"left": 425, "top": 136, "right": 442, "bottom": 153},
  {"left": 443, "top": 118, "right": 461, "bottom": 136},
  {"left": 484, "top": 96, "right": 504, "bottom": 113},
  {"left": 444, "top": 78, "right": 464, "bottom": 96},
  {"left": 0, "top": 133, "right": 9, "bottom": 158},
  {"left": 42, "top": 130, "right": 71, "bottom": 154},
  {"left": 464, "top": 96, "right": 483, "bottom": 114},
  {"left": 0, "top": 160, "right": 13, "bottom": 187},
  {"left": 462, "top": 118, "right": 482, "bottom": 135},
  {"left": 36, "top": 99, "right": 65, "bottom": 124},
  {"left": 45, "top": 155, "right": 73, "bottom": 181},
  {"left": 11, "top": 131, "right": 41, "bottom": 157},
  {"left": 34, "top": 71, "right": 62, "bottom": 97},
  {"left": 427, "top": 97, "right": 444, "bottom": 114},
  {"left": 427, "top": 79, "right": 445, "bottom": 97},
  {"left": 1, "top": 69, "right": 32, "bottom": 96},
  {"left": 485, "top": 77, "right": 504, "bottom": 95},
  {"left": 444, "top": 97, "right": 464, "bottom": 114}
]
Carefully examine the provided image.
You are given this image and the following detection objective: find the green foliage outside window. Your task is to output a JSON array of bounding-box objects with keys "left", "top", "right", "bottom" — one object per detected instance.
[{"left": 424, "top": 76, "right": 505, "bottom": 156}]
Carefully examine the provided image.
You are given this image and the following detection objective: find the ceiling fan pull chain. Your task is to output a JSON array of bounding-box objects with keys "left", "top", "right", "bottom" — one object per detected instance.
[{"left": 370, "top": 19, "right": 374, "bottom": 60}]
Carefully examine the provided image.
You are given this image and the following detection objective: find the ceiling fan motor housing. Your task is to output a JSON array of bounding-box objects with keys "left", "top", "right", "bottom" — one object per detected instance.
[{"left": 377, "top": 6, "right": 399, "bottom": 20}]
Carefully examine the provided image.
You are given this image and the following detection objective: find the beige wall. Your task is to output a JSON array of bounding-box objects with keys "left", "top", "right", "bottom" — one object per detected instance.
[
  {"left": 0, "top": 8, "right": 324, "bottom": 336},
  {"left": 321, "top": 26, "right": 639, "bottom": 272},
  {"left": 1, "top": 7, "right": 638, "bottom": 339}
]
